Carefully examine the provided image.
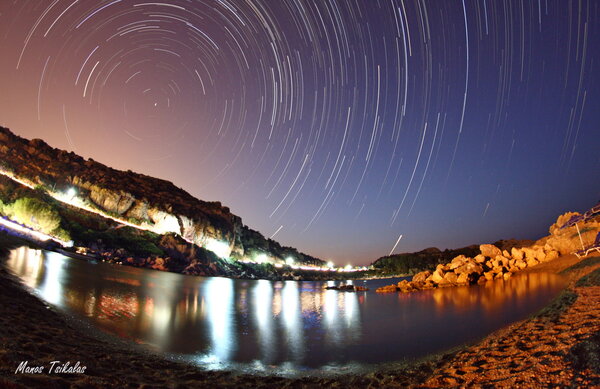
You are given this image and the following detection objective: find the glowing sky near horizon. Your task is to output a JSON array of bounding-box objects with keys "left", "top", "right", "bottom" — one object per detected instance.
[{"left": 0, "top": 1, "right": 599, "bottom": 265}]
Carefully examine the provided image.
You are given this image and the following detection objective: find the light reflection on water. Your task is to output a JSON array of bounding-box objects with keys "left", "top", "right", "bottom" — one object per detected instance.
[{"left": 5, "top": 247, "right": 567, "bottom": 372}]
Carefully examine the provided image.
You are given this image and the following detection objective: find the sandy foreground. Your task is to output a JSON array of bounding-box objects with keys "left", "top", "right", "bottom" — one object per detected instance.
[{"left": 0, "top": 245, "right": 599, "bottom": 388}]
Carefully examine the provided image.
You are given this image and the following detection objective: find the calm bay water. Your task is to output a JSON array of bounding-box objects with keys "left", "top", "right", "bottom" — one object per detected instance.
[{"left": 5, "top": 247, "right": 566, "bottom": 373}]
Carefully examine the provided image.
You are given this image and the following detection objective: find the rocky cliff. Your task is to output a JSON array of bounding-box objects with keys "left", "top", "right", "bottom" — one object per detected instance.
[{"left": 0, "top": 126, "right": 323, "bottom": 267}]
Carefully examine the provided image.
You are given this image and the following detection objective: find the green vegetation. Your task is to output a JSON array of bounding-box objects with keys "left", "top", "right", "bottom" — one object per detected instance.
[
  {"left": 372, "top": 246, "right": 480, "bottom": 275},
  {"left": 8, "top": 197, "right": 61, "bottom": 233},
  {"left": 372, "top": 253, "right": 433, "bottom": 275},
  {"left": 127, "top": 217, "right": 146, "bottom": 226},
  {"left": 576, "top": 267, "right": 600, "bottom": 287},
  {"left": 0, "top": 174, "right": 162, "bottom": 256},
  {"left": 561, "top": 256, "right": 600, "bottom": 276},
  {"left": 1, "top": 196, "right": 70, "bottom": 241},
  {"left": 0, "top": 176, "right": 164, "bottom": 256},
  {"left": 64, "top": 216, "right": 164, "bottom": 257}
]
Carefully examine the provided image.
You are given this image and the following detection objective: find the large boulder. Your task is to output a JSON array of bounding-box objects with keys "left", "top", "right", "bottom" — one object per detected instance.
[
  {"left": 454, "top": 260, "right": 483, "bottom": 285},
  {"left": 430, "top": 269, "right": 445, "bottom": 284},
  {"left": 511, "top": 247, "right": 524, "bottom": 261},
  {"left": 397, "top": 280, "right": 417, "bottom": 292},
  {"left": 534, "top": 248, "right": 546, "bottom": 262},
  {"left": 455, "top": 261, "right": 484, "bottom": 276},
  {"left": 440, "top": 271, "right": 458, "bottom": 285},
  {"left": 474, "top": 254, "right": 486, "bottom": 263},
  {"left": 515, "top": 258, "right": 528, "bottom": 269},
  {"left": 522, "top": 247, "right": 537, "bottom": 260},
  {"left": 495, "top": 255, "right": 510, "bottom": 268},
  {"left": 436, "top": 263, "right": 450, "bottom": 272},
  {"left": 456, "top": 272, "right": 474, "bottom": 285},
  {"left": 545, "top": 250, "right": 559, "bottom": 261},
  {"left": 449, "top": 255, "right": 468, "bottom": 270},
  {"left": 480, "top": 244, "right": 502, "bottom": 258},
  {"left": 483, "top": 258, "right": 494, "bottom": 270},
  {"left": 545, "top": 212, "right": 600, "bottom": 255},
  {"left": 412, "top": 270, "right": 432, "bottom": 284},
  {"left": 549, "top": 212, "right": 580, "bottom": 235},
  {"left": 397, "top": 279, "right": 410, "bottom": 288}
]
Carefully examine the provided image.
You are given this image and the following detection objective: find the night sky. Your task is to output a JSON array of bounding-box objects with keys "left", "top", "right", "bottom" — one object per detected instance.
[{"left": 0, "top": 1, "right": 599, "bottom": 266}]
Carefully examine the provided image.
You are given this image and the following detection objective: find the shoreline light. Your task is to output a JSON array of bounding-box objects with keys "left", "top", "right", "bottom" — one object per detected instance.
[
  {"left": 0, "top": 216, "right": 73, "bottom": 247},
  {"left": 67, "top": 187, "right": 77, "bottom": 200},
  {"left": 0, "top": 171, "right": 370, "bottom": 271},
  {"left": 255, "top": 253, "right": 268, "bottom": 264},
  {"left": 205, "top": 239, "right": 231, "bottom": 259}
]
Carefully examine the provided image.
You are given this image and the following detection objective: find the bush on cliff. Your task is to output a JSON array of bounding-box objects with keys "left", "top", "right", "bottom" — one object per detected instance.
[
  {"left": 6, "top": 197, "right": 59, "bottom": 231},
  {"left": 2, "top": 196, "right": 71, "bottom": 241},
  {"left": 66, "top": 219, "right": 164, "bottom": 258}
]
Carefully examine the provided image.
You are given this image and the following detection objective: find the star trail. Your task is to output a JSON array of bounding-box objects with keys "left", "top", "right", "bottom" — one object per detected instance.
[{"left": 0, "top": 1, "right": 599, "bottom": 265}]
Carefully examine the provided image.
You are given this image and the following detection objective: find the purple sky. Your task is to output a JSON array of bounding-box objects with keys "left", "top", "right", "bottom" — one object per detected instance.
[{"left": 1, "top": 1, "right": 599, "bottom": 265}]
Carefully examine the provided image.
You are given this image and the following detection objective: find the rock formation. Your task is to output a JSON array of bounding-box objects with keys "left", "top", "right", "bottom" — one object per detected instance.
[{"left": 376, "top": 211, "right": 599, "bottom": 293}]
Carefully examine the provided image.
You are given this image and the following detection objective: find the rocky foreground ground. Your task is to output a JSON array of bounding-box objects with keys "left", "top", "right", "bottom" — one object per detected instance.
[{"left": 0, "top": 241, "right": 598, "bottom": 388}]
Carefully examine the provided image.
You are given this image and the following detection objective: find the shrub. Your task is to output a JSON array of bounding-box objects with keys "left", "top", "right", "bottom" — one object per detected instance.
[
  {"left": 9, "top": 197, "right": 62, "bottom": 234},
  {"left": 52, "top": 227, "right": 71, "bottom": 242}
]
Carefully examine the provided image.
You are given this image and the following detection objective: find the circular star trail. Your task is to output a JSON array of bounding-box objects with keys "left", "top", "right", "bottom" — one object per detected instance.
[{"left": 0, "top": 0, "right": 599, "bottom": 264}]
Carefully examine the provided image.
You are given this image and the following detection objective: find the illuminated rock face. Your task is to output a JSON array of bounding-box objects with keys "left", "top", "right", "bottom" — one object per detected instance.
[
  {"left": 0, "top": 126, "right": 246, "bottom": 260},
  {"left": 66, "top": 178, "right": 241, "bottom": 258},
  {"left": 0, "top": 126, "right": 327, "bottom": 265}
]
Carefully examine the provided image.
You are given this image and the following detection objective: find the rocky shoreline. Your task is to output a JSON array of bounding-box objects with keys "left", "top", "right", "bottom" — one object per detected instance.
[
  {"left": 376, "top": 211, "right": 599, "bottom": 294},
  {"left": 1, "top": 235, "right": 598, "bottom": 387},
  {"left": 376, "top": 242, "right": 560, "bottom": 293}
]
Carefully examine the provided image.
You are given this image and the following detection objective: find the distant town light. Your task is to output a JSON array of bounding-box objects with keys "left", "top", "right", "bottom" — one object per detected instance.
[
  {"left": 345, "top": 264, "right": 352, "bottom": 271},
  {"left": 285, "top": 256, "right": 294, "bottom": 266},
  {"left": 327, "top": 261, "right": 334, "bottom": 268}
]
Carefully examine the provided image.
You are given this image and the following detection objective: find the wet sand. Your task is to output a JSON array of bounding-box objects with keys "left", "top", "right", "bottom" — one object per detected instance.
[
  {"left": 418, "top": 254, "right": 600, "bottom": 388},
  {"left": 0, "top": 242, "right": 598, "bottom": 388}
]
